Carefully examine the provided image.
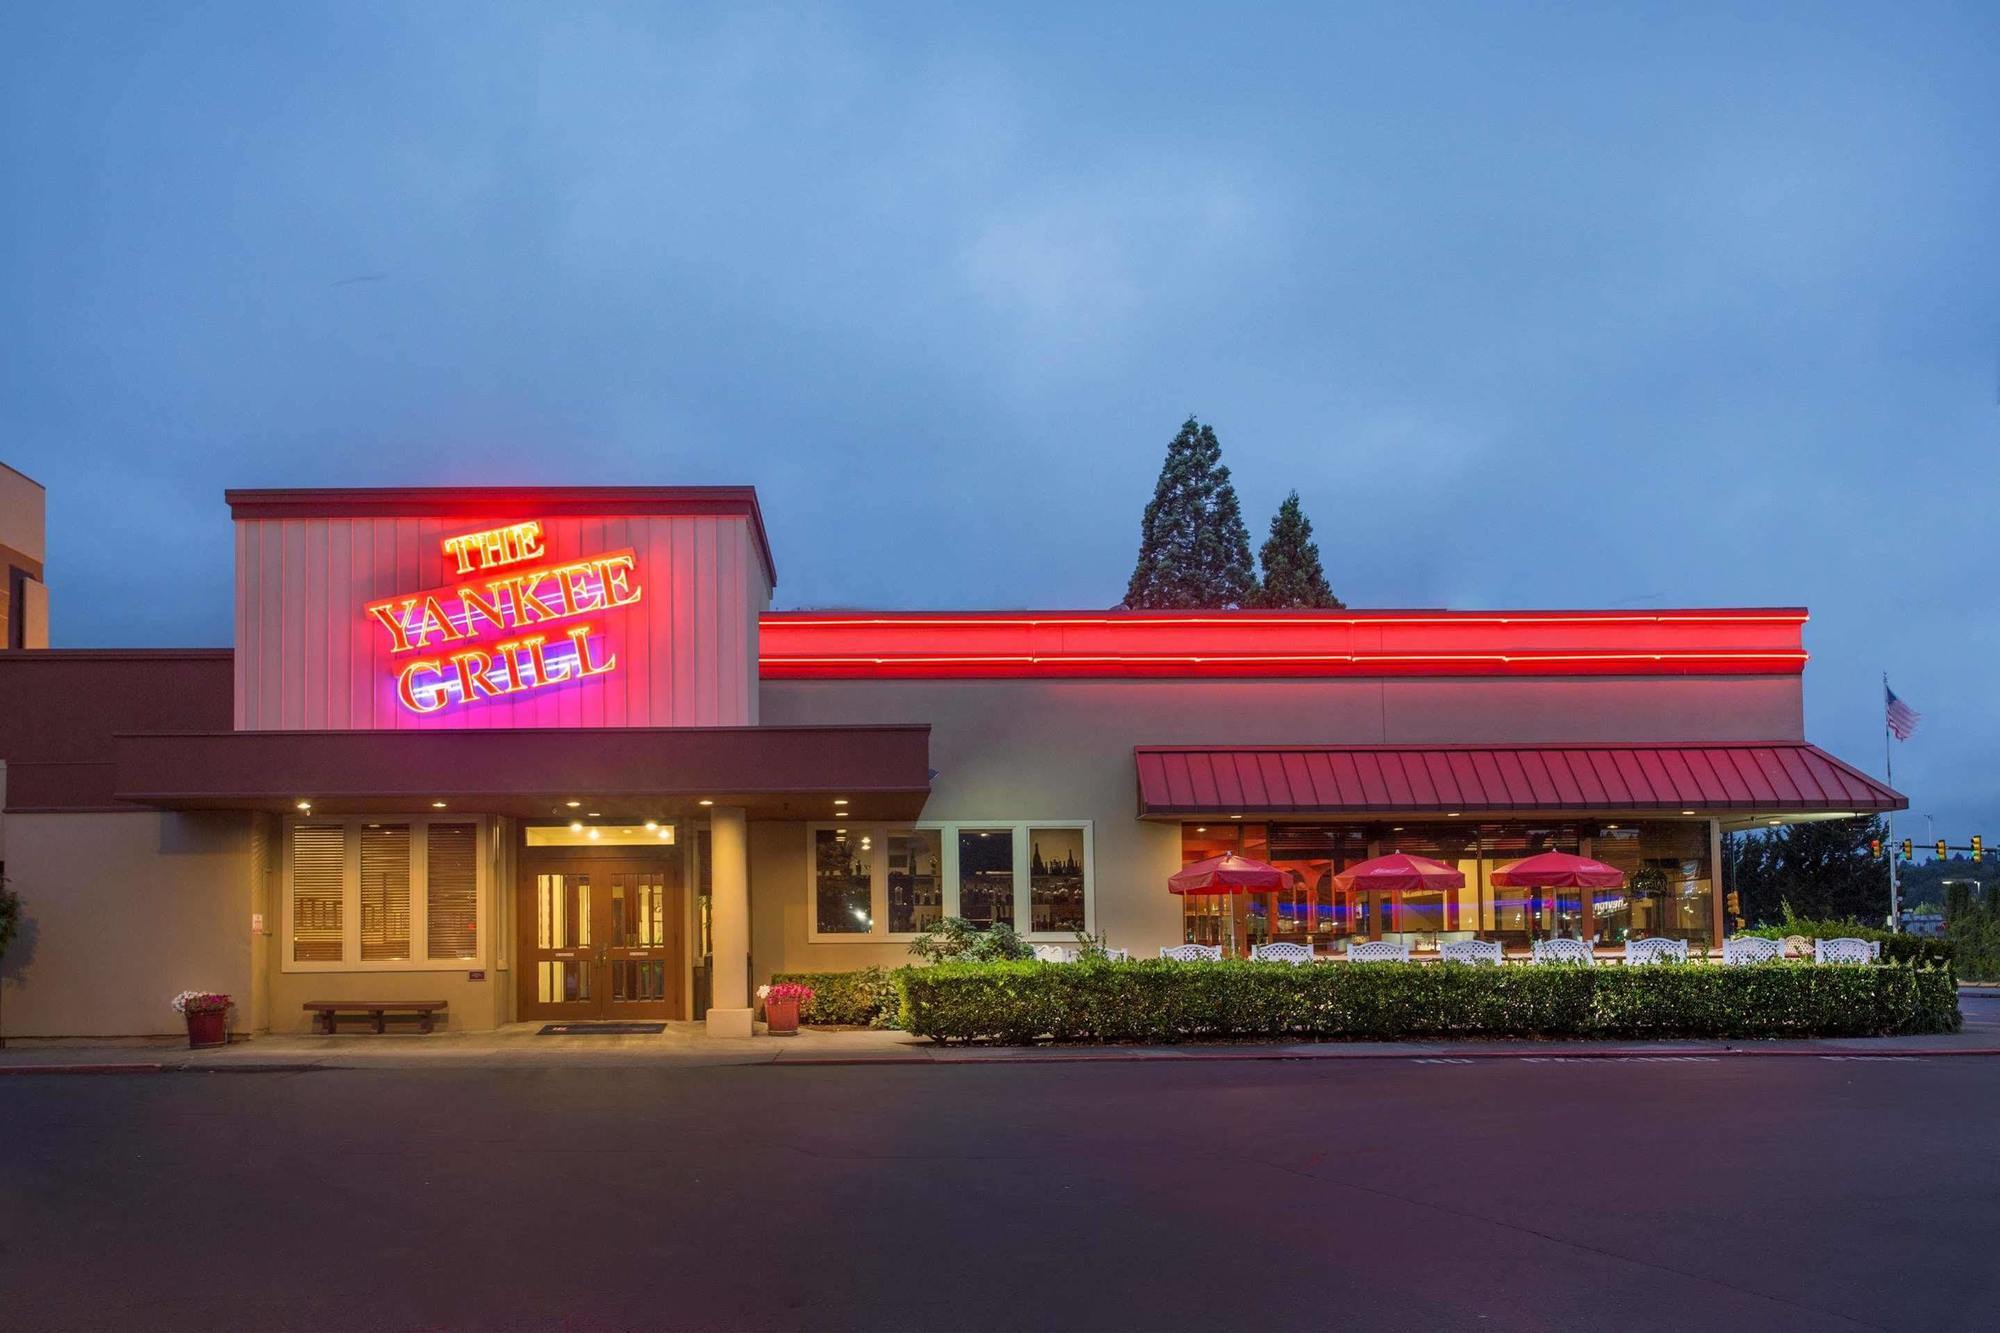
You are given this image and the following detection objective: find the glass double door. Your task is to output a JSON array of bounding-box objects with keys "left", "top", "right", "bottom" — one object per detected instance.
[{"left": 519, "top": 856, "right": 683, "bottom": 1021}]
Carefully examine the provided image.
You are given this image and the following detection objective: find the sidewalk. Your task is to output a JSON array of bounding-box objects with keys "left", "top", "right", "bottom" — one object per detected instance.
[{"left": 5, "top": 989, "right": 1996, "bottom": 1073}]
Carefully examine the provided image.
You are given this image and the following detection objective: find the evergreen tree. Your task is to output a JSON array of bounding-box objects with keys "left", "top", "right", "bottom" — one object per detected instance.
[
  {"left": 1123, "top": 417, "right": 1256, "bottom": 608},
  {"left": 1251, "top": 491, "right": 1343, "bottom": 608}
]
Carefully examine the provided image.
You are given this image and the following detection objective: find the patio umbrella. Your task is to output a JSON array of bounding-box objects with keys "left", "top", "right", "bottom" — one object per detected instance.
[
  {"left": 1330, "top": 852, "right": 1466, "bottom": 894},
  {"left": 1489, "top": 850, "right": 1626, "bottom": 888},
  {"left": 1168, "top": 852, "right": 1288, "bottom": 894}
]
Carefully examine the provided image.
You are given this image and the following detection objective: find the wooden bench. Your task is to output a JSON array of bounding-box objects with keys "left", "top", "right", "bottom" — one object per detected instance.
[{"left": 304, "top": 999, "right": 448, "bottom": 1034}]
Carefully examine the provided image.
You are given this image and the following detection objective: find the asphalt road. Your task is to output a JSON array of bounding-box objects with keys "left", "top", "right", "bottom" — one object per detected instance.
[{"left": 4, "top": 1049, "right": 1997, "bottom": 1333}]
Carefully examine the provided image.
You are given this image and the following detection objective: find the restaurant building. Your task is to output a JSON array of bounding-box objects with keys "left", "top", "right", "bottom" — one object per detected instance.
[{"left": 0, "top": 485, "right": 1904, "bottom": 1038}]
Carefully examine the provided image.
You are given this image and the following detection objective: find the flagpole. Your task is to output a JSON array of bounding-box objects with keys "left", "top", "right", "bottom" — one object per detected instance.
[{"left": 1885, "top": 672, "right": 1900, "bottom": 933}]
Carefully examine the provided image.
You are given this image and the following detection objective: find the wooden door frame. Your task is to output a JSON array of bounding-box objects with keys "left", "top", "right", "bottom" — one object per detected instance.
[{"left": 517, "top": 844, "right": 687, "bottom": 1022}]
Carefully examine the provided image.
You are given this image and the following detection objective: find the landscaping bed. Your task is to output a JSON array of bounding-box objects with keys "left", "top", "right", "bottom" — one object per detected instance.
[{"left": 895, "top": 960, "right": 1962, "bottom": 1045}]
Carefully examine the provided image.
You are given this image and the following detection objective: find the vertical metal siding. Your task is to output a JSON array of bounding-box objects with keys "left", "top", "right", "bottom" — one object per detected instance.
[{"left": 234, "top": 513, "right": 766, "bottom": 731}]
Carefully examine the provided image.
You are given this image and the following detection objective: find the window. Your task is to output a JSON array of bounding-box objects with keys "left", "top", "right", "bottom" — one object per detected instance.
[
  {"left": 815, "top": 828, "right": 873, "bottom": 933},
  {"left": 1029, "top": 827, "right": 1086, "bottom": 932},
  {"left": 283, "top": 818, "right": 487, "bottom": 971},
  {"left": 426, "top": 823, "right": 479, "bottom": 960},
  {"left": 958, "top": 830, "right": 1014, "bottom": 930},
  {"left": 805, "top": 822, "right": 1092, "bottom": 943},
  {"left": 290, "top": 824, "right": 345, "bottom": 963},
  {"left": 887, "top": 828, "right": 943, "bottom": 933},
  {"left": 358, "top": 824, "right": 412, "bottom": 961}
]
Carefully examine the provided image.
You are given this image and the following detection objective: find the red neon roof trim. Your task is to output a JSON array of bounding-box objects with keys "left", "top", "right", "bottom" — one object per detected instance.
[
  {"left": 759, "top": 608, "right": 1809, "bottom": 680},
  {"left": 1133, "top": 742, "right": 1903, "bottom": 816}
]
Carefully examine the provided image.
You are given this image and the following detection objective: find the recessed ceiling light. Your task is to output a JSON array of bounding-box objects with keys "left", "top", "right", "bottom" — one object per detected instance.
[
  {"left": 1767, "top": 818, "right": 1782, "bottom": 826},
  {"left": 1230, "top": 814, "right": 1242, "bottom": 820},
  {"left": 1195, "top": 826, "right": 1207, "bottom": 833},
  {"left": 835, "top": 827, "right": 847, "bottom": 834},
  {"left": 432, "top": 801, "right": 447, "bottom": 809},
  {"left": 587, "top": 812, "right": 601, "bottom": 818},
  {"left": 1447, "top": 812, "right": 1461, "bottom": 818},
  {"left": 566, "top": 800, "right": 581, "bottom": 808},
  {"left": 698, "top": 799, "right": 714, "bottom": 807},
  {"left": 644, "top": 820, "right": 658, "bottom": 830},
  {"left": 295, "top": 799, "right": 312, "bottom": 810},
  {"left": 569, "top": 821, "right": 583, "bottom": 833},
  {"left": 1681, "top": 809, "right": 1696, "bottom": 816}
]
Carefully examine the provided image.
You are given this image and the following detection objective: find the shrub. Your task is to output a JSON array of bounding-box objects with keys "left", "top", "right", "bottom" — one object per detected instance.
[
  {"left": 906, "top": 917, "right": 1036, "bottom": 963},
  {"left": 895, "top": 959, "right": 1961, "bottom": 1045},
  {"left": 768, "top": 968, "right": 903, "bottom": 1027}
]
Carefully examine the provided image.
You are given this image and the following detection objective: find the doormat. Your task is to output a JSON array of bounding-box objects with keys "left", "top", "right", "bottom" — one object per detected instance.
[{"left": 536, "top": 1022, "right": 668, "bottom": 1036}]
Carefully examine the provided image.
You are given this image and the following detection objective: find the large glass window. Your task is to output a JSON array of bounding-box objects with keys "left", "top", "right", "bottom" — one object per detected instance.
[
  {"left": 814, "top": 828, "right": 873, "bottom": 934},
  {"left": 1029, "top": 828, "right": 1087, "bottom": 932},
  {"left": 1177, "top": 819, "right": 1716, "bottom": 956},
  {"left": 1590, "top": 821, "right": 1714, "bottom": 948},
  {"left": 806, "top": 822, "right": 1092, "bottom": 942},
  {"left": 284, "top": 818, "right": 486, "bottom": 971},
  {"left": 958, "top": 830, "right": 1014, "bottom": 930},
  {"left": 888, "top": 829, "right": 943, "bottom": 934}
]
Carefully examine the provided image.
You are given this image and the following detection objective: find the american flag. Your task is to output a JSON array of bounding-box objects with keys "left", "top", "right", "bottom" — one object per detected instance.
[{"left": 1886, "top": 684, "right": 1920, "bottom": 741}]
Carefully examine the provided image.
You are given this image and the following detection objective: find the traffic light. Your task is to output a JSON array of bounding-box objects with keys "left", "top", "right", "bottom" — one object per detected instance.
[
  {"left": 1937, "top": 839, "right": 1948, "bottom": 861},
  {"left": 1975, "top": 835, "right": 1984, "bottom": 863},
  {"left": 1724, "top": 891, "right": 1741, "bottom": 916},
  {"left": 1902, "top": 838, "right": 1914, "bottom": 860},
  {"left": 1870, "top": 838, "right": 1883, "bottom": 860}
]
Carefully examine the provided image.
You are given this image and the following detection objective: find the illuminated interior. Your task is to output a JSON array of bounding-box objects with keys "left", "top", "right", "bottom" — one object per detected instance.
[{"left": 525, "top": 823, "right": 678, "bottom": 847}]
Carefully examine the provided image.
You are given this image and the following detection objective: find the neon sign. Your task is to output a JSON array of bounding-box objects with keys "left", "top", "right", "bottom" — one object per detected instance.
[{"left": 366, "top": 521, "right": 645, "bottom": 714}]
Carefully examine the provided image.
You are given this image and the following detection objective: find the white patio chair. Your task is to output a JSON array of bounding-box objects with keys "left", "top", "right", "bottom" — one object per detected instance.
[
  {"left": 1032, "top": 944, "right": 1077, "bottom": 963},
  {"left": 1722, "top": 936, "right": 1785, "bottom": 966},
  {"left": 1104, "top": 948, "right": 1132, "bottom": 962},
  {"left": 1814, "top": 937, "right": 1874, "bottom": 965},
  {"left": 1530, "top": 938, "right": 1596, "bottom": 966},
  {"left": 1868, "top": 940, "right": 1882, "bottom": 961},
  {"left": 1345, "top": 940, "right": 1410, "bottom": 964},
  {"left": 1624, "top": 937, "right": 1688, "bottom": 966},
  {"left": 1249, "top": 941, "right": 1316, "bottom": 965},
  {"left": 1159, "top": 943, "right": 1223, "bottom": 962},
  {"left": 1439, "top": 939, "right": 1503, "bottom": 966},
  {"left": 1782, "top": 934, "right": 1813, "bottom": 959}
]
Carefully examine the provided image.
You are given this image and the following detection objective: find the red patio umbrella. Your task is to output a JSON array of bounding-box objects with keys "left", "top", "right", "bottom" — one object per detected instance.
[
  {"left": 1168, "top": 852, "right": 1289, "bottom": 895},
  {"left": 1489, "top": 850, "right": 1626, "bottom": 889},
  {"left": 1330, "top": 852, "right": 1466, "bottom": 894}
]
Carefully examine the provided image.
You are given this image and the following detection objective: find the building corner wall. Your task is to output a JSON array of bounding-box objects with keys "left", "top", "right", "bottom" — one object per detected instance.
[{"left": 0, "top": 811, "right": 258, "bottom": 1037}]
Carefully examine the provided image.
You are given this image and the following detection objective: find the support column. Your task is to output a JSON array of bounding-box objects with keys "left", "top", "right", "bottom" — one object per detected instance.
[{"left": 706, "top": 806, "right": 754, "bottom": 1038}]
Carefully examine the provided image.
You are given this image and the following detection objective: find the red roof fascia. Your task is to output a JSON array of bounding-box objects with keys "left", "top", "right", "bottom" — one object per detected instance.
[
  {"left": 1134, "top": 742, "right": 1903, "bottom": 816},
  {"left": 760, "top": 608, "right": 1808, "bottom": 679}
]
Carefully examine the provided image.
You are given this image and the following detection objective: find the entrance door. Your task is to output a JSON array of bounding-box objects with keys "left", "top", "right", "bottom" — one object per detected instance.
[{"left": 518, "top": 856, "right": 683, "bottom": 1021}]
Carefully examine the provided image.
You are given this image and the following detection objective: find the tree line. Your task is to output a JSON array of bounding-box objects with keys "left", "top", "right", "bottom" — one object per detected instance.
[{"left": 1123, "top": 416, "right": 1342, "bottom": 609}]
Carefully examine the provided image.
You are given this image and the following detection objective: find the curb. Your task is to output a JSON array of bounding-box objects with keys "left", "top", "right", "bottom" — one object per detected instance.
[
  {"left": 770, "top": 1045, "right": 2000, "bottom": 1067},
  {"left": 0, "top": 1062, "right": 167, "bottom": 1076}
]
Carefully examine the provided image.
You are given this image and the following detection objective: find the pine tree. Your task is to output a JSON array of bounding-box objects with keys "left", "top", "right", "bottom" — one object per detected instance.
[
  {"left": 1123, "top": 417, "right": 1256, "bottom": 608},
  {"left": 1251, "top": 491, "right": 1342, "bottom": 609}
]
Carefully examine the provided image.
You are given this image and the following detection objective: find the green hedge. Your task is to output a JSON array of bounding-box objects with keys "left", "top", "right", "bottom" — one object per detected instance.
[
  {"left": 1735, "top": 919, "right": 1954, "bottom": 969},
  {"left": 768, "top": 968, "right": 901, "bottom": 1027},
  {"left": 895, "top": 960, "right": 1961, "bottom": 1045}
]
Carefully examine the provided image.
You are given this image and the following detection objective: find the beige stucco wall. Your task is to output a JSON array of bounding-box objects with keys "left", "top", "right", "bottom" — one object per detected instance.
[
  {"left": 0, "top": 811, "right": 258, "bottom": 1037},
  {"left": 748, "top": 674, "right": 1806, "bottom": 976}
]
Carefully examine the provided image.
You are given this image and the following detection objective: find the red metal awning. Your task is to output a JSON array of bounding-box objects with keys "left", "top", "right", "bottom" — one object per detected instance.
[{"left": 1134, "top": 742, "right": 1904, "bottom": 819}]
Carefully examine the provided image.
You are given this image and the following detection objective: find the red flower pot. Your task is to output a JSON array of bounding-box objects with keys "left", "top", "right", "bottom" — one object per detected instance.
[
  {"left": 185, "top": 1009, "right": 228, "bottom": 1049},
  {"left": 765, "top": 997, "right": 800, "bottom": 1035}
]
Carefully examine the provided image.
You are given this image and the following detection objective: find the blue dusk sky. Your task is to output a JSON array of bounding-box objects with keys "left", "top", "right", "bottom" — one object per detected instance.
[{"left": 2, "top": 3, "right": 1995, "bottom": 840}]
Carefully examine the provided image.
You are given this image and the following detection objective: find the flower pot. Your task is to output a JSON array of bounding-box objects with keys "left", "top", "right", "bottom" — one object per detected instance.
[
  {"left": 185, "top": 1009, "right": 228, "bottom": 1049},
  {"left": 765, "top": 997, "right": 800, "bottom": 1035}
]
